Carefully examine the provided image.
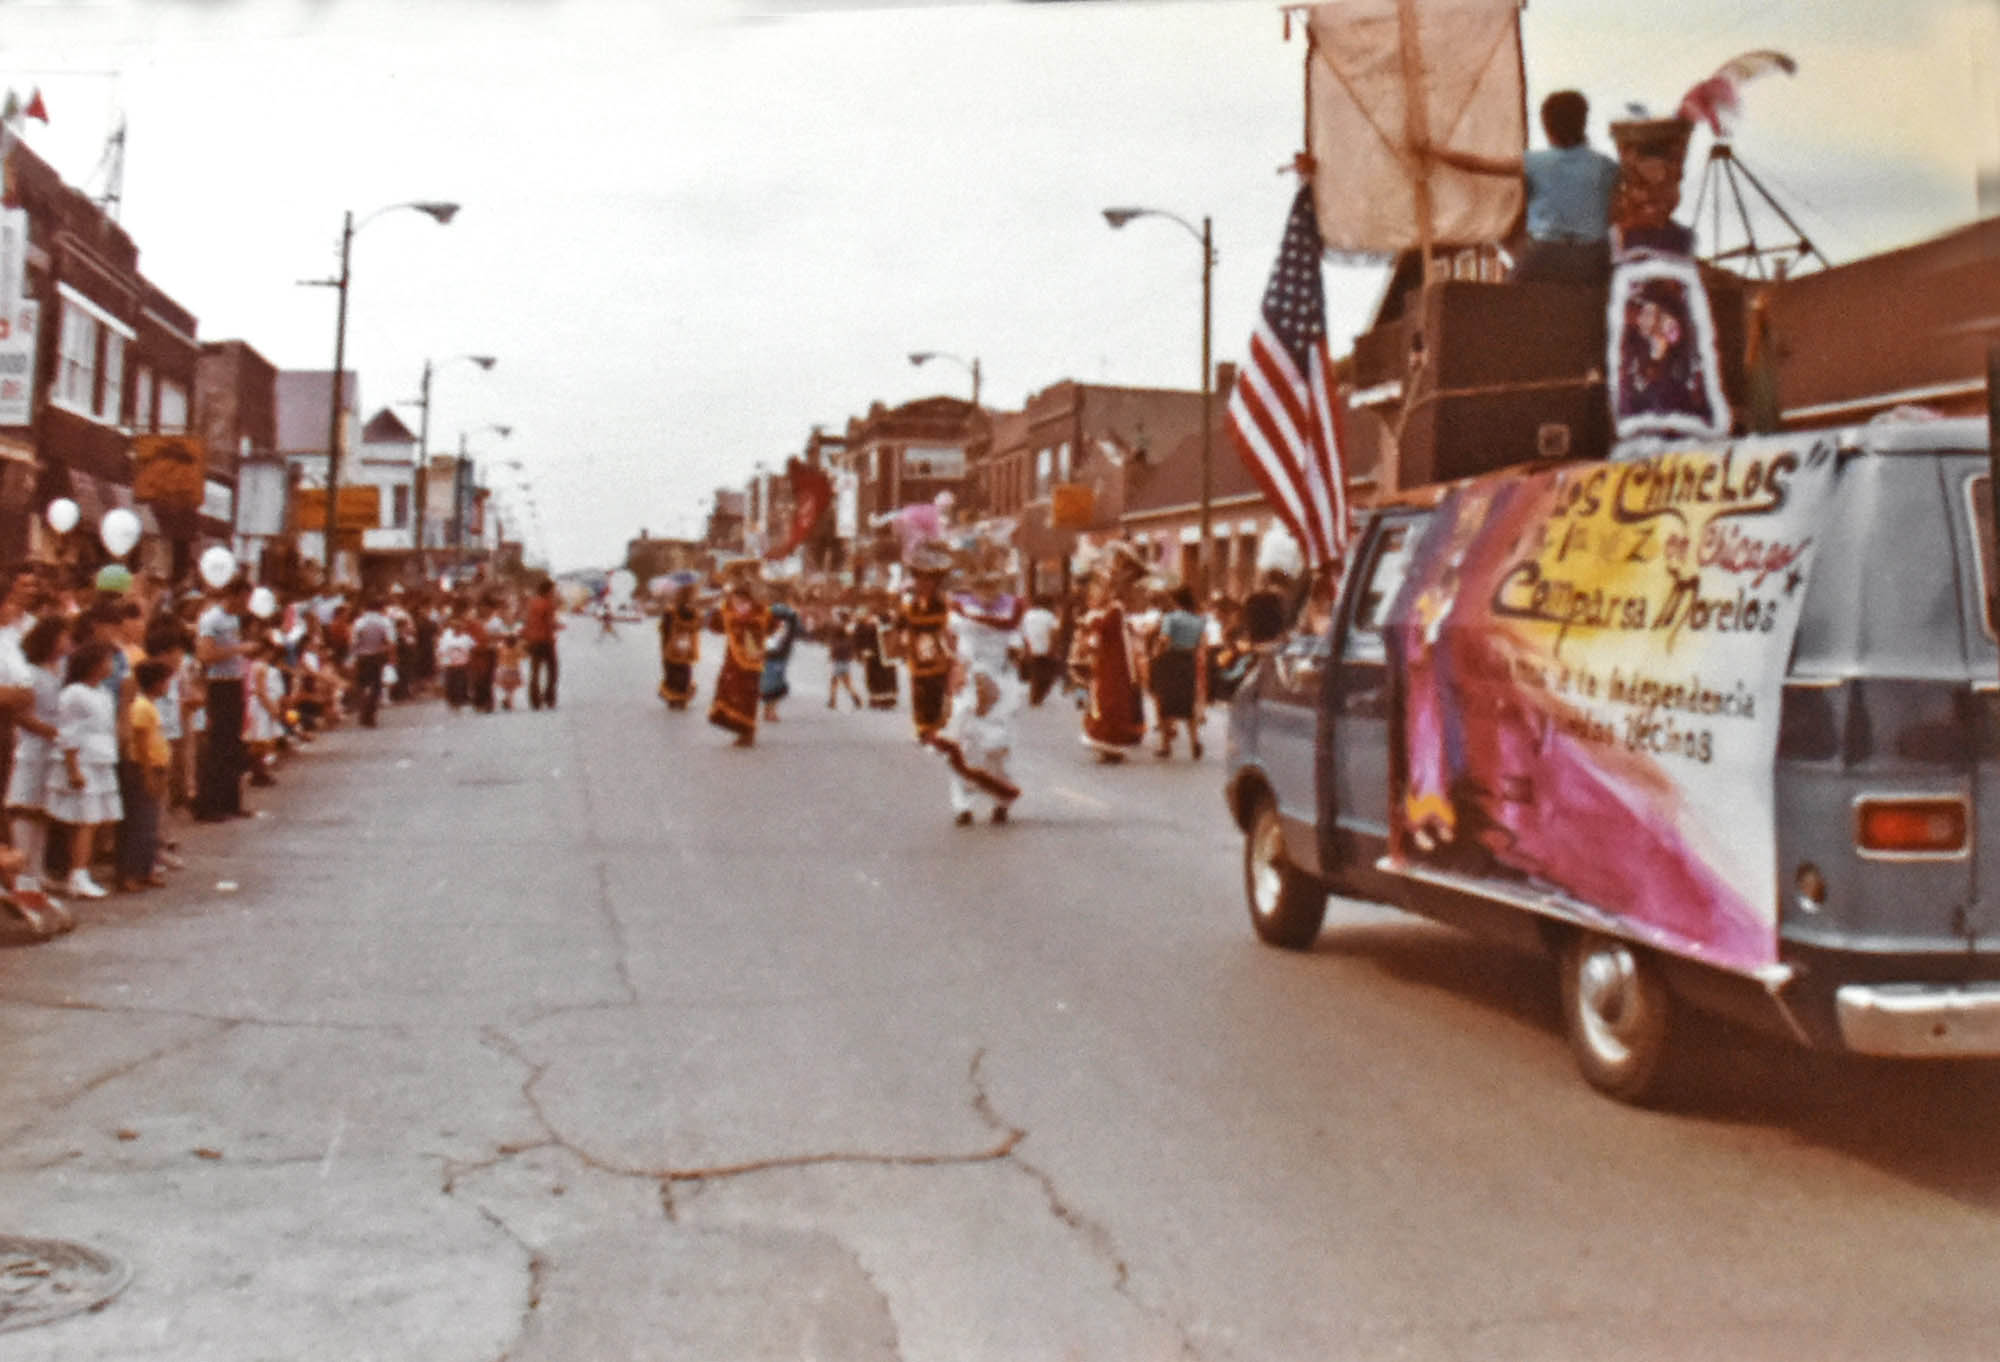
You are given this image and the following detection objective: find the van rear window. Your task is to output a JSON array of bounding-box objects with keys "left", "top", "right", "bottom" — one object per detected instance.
[{"left": 1968, "top": 475, "right": 1999, "bottom": 640}]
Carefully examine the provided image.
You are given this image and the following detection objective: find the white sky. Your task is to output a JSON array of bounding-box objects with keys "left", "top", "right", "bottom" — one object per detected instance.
[{"left": 3, "top": 0, "right": 1994, "bottom": 569}]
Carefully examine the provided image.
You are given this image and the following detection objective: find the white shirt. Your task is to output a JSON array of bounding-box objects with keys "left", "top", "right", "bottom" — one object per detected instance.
[{"left": 1019, "top": 606, "right": 1058, "bottom": 658}]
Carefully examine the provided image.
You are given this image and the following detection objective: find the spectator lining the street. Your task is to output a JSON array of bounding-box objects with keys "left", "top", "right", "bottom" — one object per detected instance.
[
  {"left": 117, "top": 659, "right": 172, "bottom": 893},
  {"left": 48, "top": 641, "right": 122, "bottom": 901}
]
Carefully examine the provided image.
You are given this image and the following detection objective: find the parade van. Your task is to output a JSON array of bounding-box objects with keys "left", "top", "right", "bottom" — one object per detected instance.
[{"left": 1224, "top": 415, "right": 2000, "bottom": 1103}]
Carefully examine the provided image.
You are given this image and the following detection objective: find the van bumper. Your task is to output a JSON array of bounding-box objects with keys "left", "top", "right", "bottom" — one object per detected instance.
[{"left": 1835, "top": 982, "right": 2000, "bottom": 1057}]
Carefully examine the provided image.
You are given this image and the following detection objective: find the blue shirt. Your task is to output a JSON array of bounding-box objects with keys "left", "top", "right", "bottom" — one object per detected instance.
[{"left": 1522, "top": 144, "right": 1620, "bottom": 243}]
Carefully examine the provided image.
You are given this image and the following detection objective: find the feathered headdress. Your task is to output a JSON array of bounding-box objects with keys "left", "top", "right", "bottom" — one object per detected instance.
[{"left": 1677, "top": 50, "right": 1797, "bottom": 138}]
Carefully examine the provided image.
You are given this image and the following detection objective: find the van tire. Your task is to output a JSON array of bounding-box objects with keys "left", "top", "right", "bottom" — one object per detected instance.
[
  {"left": 1244, "top": 798, "right": 1327, "bottom": 950},
  {"left": 1560, "top": 932, "right": 1675, "bottom": 1103}
]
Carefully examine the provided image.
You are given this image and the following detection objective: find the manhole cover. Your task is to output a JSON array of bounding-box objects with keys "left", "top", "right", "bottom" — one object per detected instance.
[{"left": 0, "top": 1235, "right": 132, "bottom": 1334}]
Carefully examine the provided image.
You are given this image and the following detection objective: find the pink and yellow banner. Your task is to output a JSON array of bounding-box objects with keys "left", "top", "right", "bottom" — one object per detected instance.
[{"left": 1386, "top": 438, "right": 1840, "bottom": 972}]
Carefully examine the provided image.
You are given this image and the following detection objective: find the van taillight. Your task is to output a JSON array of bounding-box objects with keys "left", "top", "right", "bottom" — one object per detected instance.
[{"left": 1856, "top": 798, "right": 1968, "bottom": 855}]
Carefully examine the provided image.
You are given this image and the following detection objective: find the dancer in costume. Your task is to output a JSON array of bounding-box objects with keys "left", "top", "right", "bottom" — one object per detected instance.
[
  {"left": 929, "top": 570, "right": 1025, "bottom": 826},
  {"left": 858, "top": 595, "right": 900, "bottom": 709},
  {"left": 707, "top": 574, "right": 769, "bottom": 747},
  {"left": 657, "top": 583, "right": 702, "bottom": 710},
  {"left": 1078, "top": 544, "right": 1148, "bottom": 762},
  {"left": 899, "top": 556, "right": 955, "bottom": 743},
  {"left": 760, "top": 588, "right": 800, "bottom": 723}
]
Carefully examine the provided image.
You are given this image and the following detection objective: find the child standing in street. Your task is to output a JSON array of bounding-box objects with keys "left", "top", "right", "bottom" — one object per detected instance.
[
  {"left": 826, "top": 608, "right": 862, "bottom": 710},
  {"left": 495, "top": 631, "right": 524, "bottom": 711},
  {"left": 46, "top": 642, "right": 121, "bottom": 902}
]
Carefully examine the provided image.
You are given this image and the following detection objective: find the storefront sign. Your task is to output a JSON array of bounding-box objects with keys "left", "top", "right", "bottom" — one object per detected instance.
[
  {"left": 295, "top": 484, "right": 381, "bottom": 532},
  {"left": 132, "top": 434, "right": 207, "bottom": 508},
  {"left": 0, "top": 301, "right": 38, "bottom": 427},
  {"left": 1386, "top": 439, "right": 1840, "bottom": 972},
  {"left": 201, "top": 478, "right": 235, "bottom": 526}
]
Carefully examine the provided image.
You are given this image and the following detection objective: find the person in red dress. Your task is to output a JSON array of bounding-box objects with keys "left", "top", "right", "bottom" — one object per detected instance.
[
  {"left": 706, "top": 572, "right": 769, "bottom": 747},
  {"left": 1079, "top": 544, "right": 1147, "bottom": 762}
]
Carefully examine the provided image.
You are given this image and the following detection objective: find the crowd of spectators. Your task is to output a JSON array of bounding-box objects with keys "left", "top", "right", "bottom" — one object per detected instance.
[{"left": 0, "top": 566, "right": 561, "bottom": 941}]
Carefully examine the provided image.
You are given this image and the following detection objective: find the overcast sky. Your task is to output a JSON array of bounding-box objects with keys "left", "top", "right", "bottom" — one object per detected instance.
[{"left": 4, "top": 0, "right": 1994, "bottom": 569}]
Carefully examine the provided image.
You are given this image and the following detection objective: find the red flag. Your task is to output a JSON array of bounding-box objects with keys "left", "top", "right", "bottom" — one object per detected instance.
[
  {"left": 22, "top": 88, "right": 47, "bottom": 123},
  {"left": 1225, "top": 183, "right": 1350, "bottom": 569},
  {"left": 766, "top": 458, "right": 832, "bottom": 561}
]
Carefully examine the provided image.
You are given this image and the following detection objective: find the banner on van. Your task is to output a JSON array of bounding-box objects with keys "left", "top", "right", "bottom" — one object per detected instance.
[{"left": 1385, "top": 439, "right": 1840, "bottom": 972}]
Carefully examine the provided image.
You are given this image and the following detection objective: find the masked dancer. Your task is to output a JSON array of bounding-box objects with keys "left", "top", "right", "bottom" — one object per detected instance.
[
  {"left": 707, "top": 571, "right": 769, "bottom": 747},
  {"left": 929, "top": 569, "right": 1025, "bottom": 825},
  {"left": 658, "top": 582, "right": 702, "bottom": 710},
  {"left": 900, "top": 554, "right": 955, "bottom": 743}
]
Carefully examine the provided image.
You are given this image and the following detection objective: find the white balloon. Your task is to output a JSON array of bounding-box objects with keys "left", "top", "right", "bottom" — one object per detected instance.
[
  {"left": 45, "top": 498, "right": 78, "bottom": 534},
  {"left": 609, "top": 568, "right": 637, "bottom": 600},
  {"left": 199, "top": 545, "right": 238, "bottom": 589},
  {"left": 99, "top": 507, "right": 141, "bottom": 557},
  {"left": 248, "top": 586, "right": 278, "bottom": 620}
]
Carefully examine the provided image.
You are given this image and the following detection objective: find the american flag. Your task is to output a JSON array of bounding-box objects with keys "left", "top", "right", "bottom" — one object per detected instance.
[{"left": 1225, "top": 184, "right": 1349, "bottom": 569}]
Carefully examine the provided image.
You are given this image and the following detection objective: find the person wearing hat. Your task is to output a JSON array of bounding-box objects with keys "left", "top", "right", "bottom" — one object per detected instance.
[
  {"left": 706, "top": 570, "right": 769, "bottom": 747},
  {"left": 930, "top": 569, "right": 1025, "bottom": 826},
  {"left": 898, "top": 552, "right": 956, "bottom": 744},
  {"left": 657, "top": 582, "right": 702, "bottom": 710},
  {"left": 1078, "top": 542, "right": 1148, "bottom": 762}
]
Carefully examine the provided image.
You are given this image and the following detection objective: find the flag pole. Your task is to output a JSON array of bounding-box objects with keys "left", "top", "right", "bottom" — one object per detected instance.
[{"left": 1394, "top": 0, "right": 1437, "bottom": 290}]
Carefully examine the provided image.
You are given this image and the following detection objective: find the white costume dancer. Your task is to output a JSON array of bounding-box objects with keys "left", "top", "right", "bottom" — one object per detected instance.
[{"left": 929, "top": 582, "right": 1025, "bottom": 825}]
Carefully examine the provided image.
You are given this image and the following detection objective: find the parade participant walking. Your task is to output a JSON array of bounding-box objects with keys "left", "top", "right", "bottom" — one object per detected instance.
[
  {"left": 1149, "top": 585, "right": 1208, "bottom": 759},
  {"left": 657, "top": 583, "right": 702, "bottom": 710},
  {"left": 825, "top": 608, "right": 862, "bottom": 710},
  {"left": 1020, "top": 593, "right": 1062, "bottom": 706},
  {"left": 900, "top": 556, "right": 955, "bottom": 743},
  {"left": 495, "top": 630, "right": 524, "bottom": 710},
  {"left": 194, "top": 578, "right": 252, "bottom": 821},
  {"left": 1078, "top": 545, "right": 1147, "bottom": 762},
  {"left": 856, "top": 596, "right": 899, "bottom": 710},
  {"left": 929, "top": 570, "right": 1024, "bottom": 826},
  {"left": 759, "top": 588, "right": 800, "bottom": 723},
  {"left": 707, "top": 572, "right": 769, "bottom": 747},
  {"left": 437, "top": 610, "right": 474, "bottom": 712},
  {"left": 523, "top": 579, "right": 561, "bottom": 711}
]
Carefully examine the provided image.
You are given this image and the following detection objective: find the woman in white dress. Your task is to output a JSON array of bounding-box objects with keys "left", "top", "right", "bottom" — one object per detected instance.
[
  {"left": 7, "top": 616, "right": 70, "bottom": 905},
  {"left": 45, "top": 641, "right": 123, "bottom": 901}
]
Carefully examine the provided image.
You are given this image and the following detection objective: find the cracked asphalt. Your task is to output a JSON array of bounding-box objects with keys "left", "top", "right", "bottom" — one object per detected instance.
[{"left": 6, "top": 633, "right": 2000, "bottom": 1359}]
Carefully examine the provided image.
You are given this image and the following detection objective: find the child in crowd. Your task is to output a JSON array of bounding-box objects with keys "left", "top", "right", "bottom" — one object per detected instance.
[
  {"left": 495, "top": 630, "right": 524, "bottom": 711},
  {"left": 437, "top": 612, "right": 474, "bottom": 712},
  {"left": 244, "top": 639, "right": 287, "bottom": 786},
  {"left": 8, "top": 616, "right": 70, "bottom": 912},
  {"left": 46, "top": 641, "right": 121, "bottom": 902},
  {"left": 117, "top": 659, "right": 173, "bottom": 893}
]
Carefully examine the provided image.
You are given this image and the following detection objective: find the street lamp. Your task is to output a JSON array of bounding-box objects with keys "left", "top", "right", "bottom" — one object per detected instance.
[
  {"left": 1103, "top": 204, "right": 1215, "bottom": 595},
  {"left": 908, "top": 350, "right": 982, "bottom": 407},
  {"left": 410, "top": 353, "right": 496, "bottom": 574},
  {"left": 307, "top": 200, "right": 460, "bottom": 586},
  {"left": 452, "top": 423, "right": 512, "bottom": 576}
]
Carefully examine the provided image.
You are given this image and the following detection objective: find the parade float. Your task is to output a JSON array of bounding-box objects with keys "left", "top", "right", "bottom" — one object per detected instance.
[{"left": 1222, "top": 0, "right": 2000, "bottom": 1102}]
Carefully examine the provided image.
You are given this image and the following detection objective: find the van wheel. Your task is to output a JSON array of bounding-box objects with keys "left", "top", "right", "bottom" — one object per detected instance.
[
  {"left": 1560, "top": 933, "right": 1674, "bottom": 1103},
  {"left": 1245, "top": 798, "right": 1327, "bottom": 950}
]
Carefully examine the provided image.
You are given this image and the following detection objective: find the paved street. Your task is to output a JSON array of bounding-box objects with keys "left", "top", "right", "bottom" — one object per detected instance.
[{"left": 4, "top": 630, "right": 2000, "bottom": 1360}]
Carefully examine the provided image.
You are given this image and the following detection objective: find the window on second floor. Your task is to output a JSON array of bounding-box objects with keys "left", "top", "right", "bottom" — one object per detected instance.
[
  {"left": 133, "top": 365, "right": 156, "bottom": 432},
  {"left": 392, "top": 484, "right": 411, "bottom": 528},
  {"left": 158, "top": 379, "right": 189, "bottom": 434},
  {"left": 58, "top": 305, "right": 98, "bottom": 413}
]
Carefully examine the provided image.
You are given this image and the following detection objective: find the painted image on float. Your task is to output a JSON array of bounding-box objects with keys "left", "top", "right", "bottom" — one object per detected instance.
[{"left": 1385, "top": 440, "right": 1838, "bottom": 972}]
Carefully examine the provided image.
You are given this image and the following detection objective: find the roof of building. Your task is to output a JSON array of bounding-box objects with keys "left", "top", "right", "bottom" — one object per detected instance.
[
  {"left": 1121, "top": 413, "right": 1267, "bottom": 518},
  {"left": 274, "top": 370, "right": 362, "bottom": 455},
  {"left": 361, "top": 407, "right": 418, "bottom": 445}
]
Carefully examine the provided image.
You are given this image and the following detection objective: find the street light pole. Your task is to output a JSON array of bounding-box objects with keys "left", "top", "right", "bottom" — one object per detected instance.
[
  {"left": 312, "top": 200, "right": 460, "bottom": 588},
  {"left": 412, "top": 353, "right": 495, "bottom": 578},
  {"left": 1102, "top": 205, "right": 1217, "bottom": 597},
  {"left": 322, "top": 210, "right": 353, "bottom": 588},
  {"left": 908, "top": 350, "right": 981, "bottom": 408}
]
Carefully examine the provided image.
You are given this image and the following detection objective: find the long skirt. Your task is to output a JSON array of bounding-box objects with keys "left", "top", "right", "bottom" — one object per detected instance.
[
  {"left": 708, "top": 653, "right": 761, "bottom": 738},
  {"left": 660, "top": 659, "right": 696, "bottom": 709},
  {"left": 910, "top": 671, "right": 951, "bottom": 740},
  {"left": 864, "top": 655, "right": 899, "bottom": 708},
  {"left": 759, "top": 654, "right": 791, "bottom": 702},
  {"left": 1149, "top": 648, "right": 1198, "bottom": 723},
  {"left": 1084, "top": 660, "right": 1146, "bottom": 752}
]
